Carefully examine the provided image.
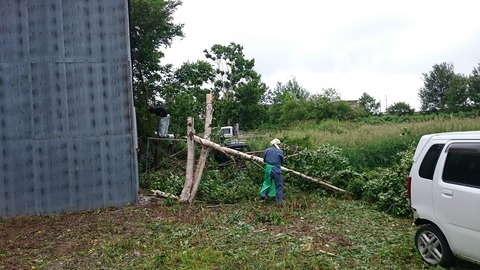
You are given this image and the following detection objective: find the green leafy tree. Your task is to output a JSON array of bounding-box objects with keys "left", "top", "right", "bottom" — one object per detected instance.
[
  {"left": 358, "top": 92, "right": 380, "bottom": 115},
  {"left": 130, "top": 0, "right": 184, "bottom": 138},
  {"left": 308, "top": 94, "right": 331, "bottom": 121},
  {"left": 308, "top": 92, "right": 354, "bottom": 121},
  {"left": 386, "top": 102, "right": 415, "bottom": 115},
  {"left": 321, "top": 88, "right": 341, "bottom": 102},
  {"left": 419, "top": 62, "right": 455, "bottom": 112},
  {"left": 443, "top": 74, "right": 470, "bottom": 113},
  {"left": 267, "top": 78, "right": 311, "bottom": 126},
  {"left": 165, "top": 61, "right": 215, "bottom": 135},
  {"left": 204, "top": 42, "right": 268, "bottom": 130},
  {"left": 273, "top": 77, "right": 310, "bottom": 102},
  {"left": 331, "top": 100, "right": 356, "bottom": 120},
  {"left": 469, "top": 61, "right": 480, "bottom": 109}
]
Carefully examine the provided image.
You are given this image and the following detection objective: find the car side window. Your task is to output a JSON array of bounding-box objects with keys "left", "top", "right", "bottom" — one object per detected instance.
[
  {"left": 443, "top": 143, "right": 480, "bottom": 188},
  {"left": 419, "top": 144, "right": 445, "bottom": 180}
]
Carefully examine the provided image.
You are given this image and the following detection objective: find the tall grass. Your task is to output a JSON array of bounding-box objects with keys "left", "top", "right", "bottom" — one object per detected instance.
[{"left": 254, "top": 118, "right": 480, "bottom": 169}]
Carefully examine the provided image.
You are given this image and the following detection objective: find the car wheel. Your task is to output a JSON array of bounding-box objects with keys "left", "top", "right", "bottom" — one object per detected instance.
[{"left": 415, "top": 224, "right": 454, "bottom": 267}]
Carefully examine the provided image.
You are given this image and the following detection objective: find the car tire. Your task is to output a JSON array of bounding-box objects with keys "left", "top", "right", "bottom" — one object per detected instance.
[{"left": 415, "top": 224, "right": 454, "bottom": 267}]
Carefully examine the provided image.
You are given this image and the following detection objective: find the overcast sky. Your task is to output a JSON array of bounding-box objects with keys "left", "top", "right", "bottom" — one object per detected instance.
[{"left": 162, "top": 0, "right": 480, "bottom": 111}]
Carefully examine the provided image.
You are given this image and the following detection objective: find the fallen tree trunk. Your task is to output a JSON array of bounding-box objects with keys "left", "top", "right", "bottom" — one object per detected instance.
[
  {"left": 151, "top": 190, "right": 179, "bottom": 200},
  {"left": 193, "top": 135, "right": 345, "bottom": 193}
]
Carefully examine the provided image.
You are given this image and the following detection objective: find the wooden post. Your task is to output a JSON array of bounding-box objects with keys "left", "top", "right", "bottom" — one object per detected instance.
[
  {"left": 180, "top": 117, "right": 195, "bottom": 201},
  {"left": 188, "top": 94, "right": 213, "bottom": 203}
]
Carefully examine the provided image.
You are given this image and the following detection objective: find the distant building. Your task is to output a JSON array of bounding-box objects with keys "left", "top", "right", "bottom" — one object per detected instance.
[{"left": 345, "top": 100, "right": 360, "bottom": 108}]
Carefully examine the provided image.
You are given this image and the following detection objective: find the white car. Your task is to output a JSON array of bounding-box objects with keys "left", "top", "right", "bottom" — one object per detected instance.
[{"left": 407, "top": 131, "right": 480, "bottom": 267}]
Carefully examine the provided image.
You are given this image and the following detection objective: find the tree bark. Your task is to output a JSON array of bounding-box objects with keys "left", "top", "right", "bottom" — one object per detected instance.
[
  {"left": 180, "top": 117, "right": 195, "bottom": 201},
  {"left": 187, "top": 94, "right": 214, "bottom": 203}
]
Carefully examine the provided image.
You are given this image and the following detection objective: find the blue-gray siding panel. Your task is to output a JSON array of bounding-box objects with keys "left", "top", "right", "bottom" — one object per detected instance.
[
  {"left": 0, "top": 0, "right": 138, "bottom": 217},
  {"left": 0, "top": 0, "right": 30, "bottom": 62},
  {"left": 0, "top": 63, "right": 33, "bottom": 140},
  {"left": 32, "top": 62, "right": 69, "bottom": 139}
]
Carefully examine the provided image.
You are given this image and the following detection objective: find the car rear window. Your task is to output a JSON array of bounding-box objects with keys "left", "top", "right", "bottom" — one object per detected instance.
[
  {"left": 443, "top": 143, "right": 480, "bottom": 188},
  {"left": 419, "top": 144, "right": 445, "bottom": 180}
]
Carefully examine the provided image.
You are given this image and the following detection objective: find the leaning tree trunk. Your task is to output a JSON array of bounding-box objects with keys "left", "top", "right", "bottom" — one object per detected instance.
[
  {"left": 187, "top": 94, "right": 214, "bottom": 203},
  {"left": 179, "top": 117, "right": 195, "bottom": 201}
]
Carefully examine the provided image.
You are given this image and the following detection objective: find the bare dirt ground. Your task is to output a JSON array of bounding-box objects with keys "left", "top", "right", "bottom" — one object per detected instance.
[{"left": 0, "top": 193, "right": 177, "bottom": 270}]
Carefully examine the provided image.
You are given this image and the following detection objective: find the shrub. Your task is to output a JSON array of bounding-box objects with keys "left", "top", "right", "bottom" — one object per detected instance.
[
  {"left": 286, "top": 144, "right": 356, "bottom": 191},
  {"left": 196, "top": 165, "right": 259, "bottom": 204},
  {"left": 361, "top": 146, "right": 415, "bottom": 217},
  {"left": 140, "top": 171, "right": 184, "bottom": 195}
]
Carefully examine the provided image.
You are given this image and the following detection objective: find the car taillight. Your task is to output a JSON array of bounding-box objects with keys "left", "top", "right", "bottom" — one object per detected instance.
[{"left": 407, "top": 176, "right": 412, "bottom": 205}]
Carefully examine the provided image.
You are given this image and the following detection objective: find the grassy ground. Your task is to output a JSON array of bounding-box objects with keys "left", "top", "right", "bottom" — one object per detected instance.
[
  {"left": 2, "top": 191, "right": 479, "bottom": 269},
  {"left": 4, "top": 118, "right": 480, "bottom": 269}
]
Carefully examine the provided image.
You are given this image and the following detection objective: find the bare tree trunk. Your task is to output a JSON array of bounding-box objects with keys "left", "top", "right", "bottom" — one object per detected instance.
[
  {"left": 180, "top": 117, "right": 195, "bottom": 201},
  {"left": 187, "top": 94, "right": 214, "bottom": 203},
  {"left": 192, "top": 135, "right": 345, "bottom": 193}
]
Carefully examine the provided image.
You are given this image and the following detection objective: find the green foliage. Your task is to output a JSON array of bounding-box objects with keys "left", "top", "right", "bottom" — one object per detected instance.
[
  {"left": 359, "top": 92, "right": 381, "bottom": 115},
  {"left": 204, "top": 42, "right": 268, "bottom": 130},
  {"left": 386, "top": 101, "right": 415, "bottom": 115},
  {"left": 281, "top": 135, "right": 313, "bottom": 151},
  {"left": 470, "top": 62, "right": 480, "bottom": 108},
  {"left": 130, "top": 0, "right": 184, "bottom": 138},
  {"left": 287, "top": 144, "right": 357, "bottom": 190},
  {"left": 341, "top": 131, "right": 414, "bottom": 170},
  {"left": 320, "top": 88, "right": 342, "bottom": 102},
  {"left": 443, "top": 74, "right": 470, "bottom": 113},
  {"left": 419, "top": 62, "right": 456, "bottom": 112},
  {"left": 196, "top": 168, "right": 258, "bottom": 204},
  {"left": 361, "top": 146, "right": 415, "bottom": 216},
  {"left": 269, "top": 77, "right": 310, "bottom": 105},
  {"left": 140, "top": 171, "right": 184, "bottom": 195}
]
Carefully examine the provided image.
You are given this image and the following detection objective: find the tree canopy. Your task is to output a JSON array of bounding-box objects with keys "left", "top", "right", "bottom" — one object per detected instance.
[
  {"left": 359, "top": 92, "right": 381, "bottom": 115},
  {"left": 130, "top": 0, "right": 184, "bottom": 137},
  {"left": 204, "top": 42, "right": 268, "bottom": 130},
  {"left": 419, "top": 62, "right": 455, "bottom": 112}
]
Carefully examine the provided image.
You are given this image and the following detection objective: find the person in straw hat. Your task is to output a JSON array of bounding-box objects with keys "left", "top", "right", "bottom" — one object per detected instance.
[{"left": 259, "top": 138, "right": 285, "bottom": 204}]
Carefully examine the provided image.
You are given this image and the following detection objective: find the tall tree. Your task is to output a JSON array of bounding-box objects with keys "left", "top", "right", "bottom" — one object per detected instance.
[
  {"left": 308, "top": 92, "right": 354, "bottom": 122},
  {"left": 266, "top": 78, "right": 311, "bottom": 126},
  {"left": 273, "top": 77, "right": 310, "bottom": 102},
  {"left": 204, "top": 42, "right": 267, "bottom": 130},
  {"left": 321, "top": 88, "right": 341, "bottom": 102},
  {"left": 129, "top": 0, "right": 184, "bottom": 137},
  {"left": 419, "top": 62, "right": 455, "bottom": 112},
  {"left": 469, "top": 61, "right": 480, "bottom": 109},
  {"left": 358, "top": 92, "right": 380, "bottom": 115},
  {"left": 165, "top": 61, "right": 215, "bottom": 135},
  {"left": 443, "top": 74, "right": 470, "bottom": 112}
]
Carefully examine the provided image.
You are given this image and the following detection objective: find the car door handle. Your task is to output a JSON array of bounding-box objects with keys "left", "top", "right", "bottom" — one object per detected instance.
[{"left": 442, "top": 189, "right": 453, "bottom": 197}]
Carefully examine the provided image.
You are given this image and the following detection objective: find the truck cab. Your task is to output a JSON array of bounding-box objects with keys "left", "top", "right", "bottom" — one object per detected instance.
[{"left": 220, "top": 126, "right": 235, "bottom": 139}]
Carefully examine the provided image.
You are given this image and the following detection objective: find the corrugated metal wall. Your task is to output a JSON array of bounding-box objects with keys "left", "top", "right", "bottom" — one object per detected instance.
[{"left": 0, "top": 0, "right": 138, "bottom": 217}]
